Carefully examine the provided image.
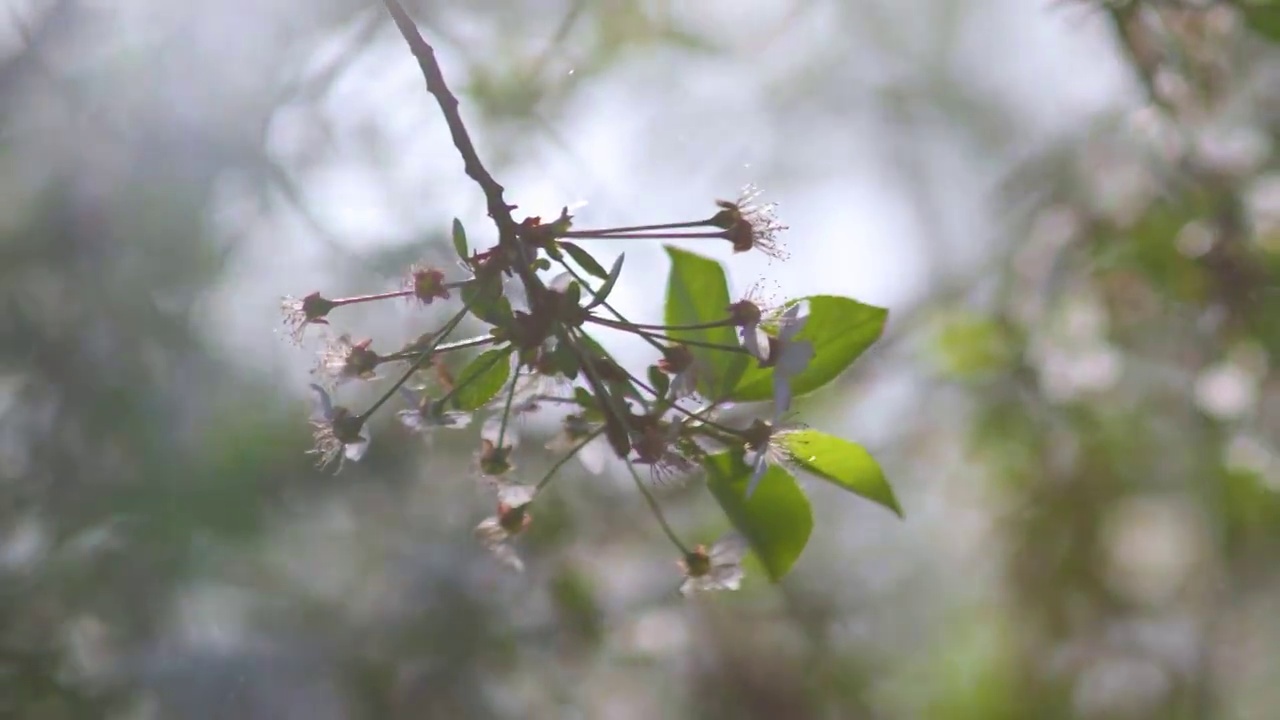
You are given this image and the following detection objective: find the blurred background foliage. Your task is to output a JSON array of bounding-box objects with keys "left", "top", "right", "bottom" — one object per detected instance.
[{"left": 2, "top": 0, "right": 1280, "bottom": 718}]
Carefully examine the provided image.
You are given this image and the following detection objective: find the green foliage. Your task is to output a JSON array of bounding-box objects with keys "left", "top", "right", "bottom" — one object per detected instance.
[
  {"left": 559, "top": 241, "right": 610, "bottom": 279},
  {"left": 452, "top": 218, "right": 469, "bottom": 260},
  {"left": 930, "top": 311, "right": 1016, "bottom": 380},
  {"left": 452, "top": 348, "right": 513, "bottom": 410},
  {"left": 704, "top": 451, "right": 813, "bottom": 581},
  {"left": 583, "top": 252, "right": 624, "bottom": 309},
  {"left": 782, "top": 430, "right": 901, "bottom": 517},
  {"left": 663, "top": 246, "right": 747, "bottom": 397},
  {"left": 460, "top": 277, "right": 514, "bottom": 327},
  {"left": 730, "top": 296, "right": 887, "bottom": 402},
  {"left": 1242, "top": 1, "right": 1280, "bottom": 42}
]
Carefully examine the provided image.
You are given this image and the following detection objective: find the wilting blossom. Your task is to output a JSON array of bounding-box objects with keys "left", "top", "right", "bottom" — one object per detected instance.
[
  {"left": 407, "top": 265, "right": 451, "bottom": 305},
  {"left": 658, "top": 344, "right": 698, "bottom": 399},
  {"left": 475, "top": 438, "right": 517, "bottom": 483},
  {"left": 709, "top": 185, "right": 789, "bottom": 261},
  {"left": 727, "top": 281, "right": 781, "bottom": 362},
  {"left": 474, "top": 484, "right": 537, "bottom": 572},
  {"left": 395, "top": 388, "right": 473, "bottom": 435},
  {"left": 743, "top": 412, "right": 802, "bottom": 499},
  {"left": 545, "top": 413, "right": 610, "bottom": 475},
  {"left": 314, "top": 334, "right": 381, "bottom": 386},
  {"left": 307, "top": 384, "right": 370, "bottom": 471},
  {"left": 281, "top": 292, "right": 336, "bottom": 344},
  {"left": 679, "top": 534, "right": 747, "bottom": 596},
  {"left": 632, "top": 417, "right": 698, "bottom": 484}
]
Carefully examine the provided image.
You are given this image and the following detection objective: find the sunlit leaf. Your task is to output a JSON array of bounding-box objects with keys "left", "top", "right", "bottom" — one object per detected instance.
[
  {"left": 664, "top": 247, "right": 747, "bottom": 398},
  {"left": 460, "top": 278, "right": 513, "bottom": 327},
  {"left": 584, "top": 253, "right": 625, "bottom": 310},
  {"left": 730, "top": 296, "right": 886, "bottom": 402},
  {"left": 559, "top": 241, "right": 609, "bottom": 279},
  {"left": 703, "top": 451, "right": 812, "bottom": 581},
  {"left": 452, "top": 348, "right": 513, "bottom": 411},
  {"left": 452, "top": 218, "right": 469, "bottom": 261},
  {"left": 782, "top": 430, "right": 902, "bottom": 517}
]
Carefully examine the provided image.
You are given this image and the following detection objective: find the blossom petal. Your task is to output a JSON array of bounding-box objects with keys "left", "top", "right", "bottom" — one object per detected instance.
[
  {"left": 775, "top": 339, "right": 815, "bottom": 378},
  {"left": 496, "top": 483, "right": 536, "bottom": 508},
  {"left": 709, "top": 533, "right": 749, "bottom": 564},
  {"left": 577, "top": 435, "right": 609, "bottom": 475},
  {"left": 343, "top": 438, "right": 370, "bottom": 462},
  {"left": 745, "top": 450, "right": 769, "bottom": 498},
  {"left": 772, "top": 374, "right": 793, "bottom": 417},
  {"left": 709, "top": 564, "right": 744, "bottom": 591},
  {"left": 741, "top": 325, "right": 767, "bottom": 361}
]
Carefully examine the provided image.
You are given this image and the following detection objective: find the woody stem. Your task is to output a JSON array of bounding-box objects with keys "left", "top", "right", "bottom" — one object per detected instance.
[
  {"left": 589, "top": 316, "right": 737, "bottom": 333},
  {"left": 562, "top": 218, "right": 714, "bottom": 236},
  {"left": 333, "top": 289, "right": 413, "bottom": 305},
  {"left": 560, "top": 230, "right": 727, "bottom": 241}
]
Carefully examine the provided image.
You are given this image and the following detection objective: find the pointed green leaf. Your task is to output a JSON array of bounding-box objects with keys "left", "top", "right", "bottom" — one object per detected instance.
[
  {"left": 703, "top": 452, "right": 812, "bottom": 581},
  {"left": 559, "top": 241, "right": 610, "bottom": 279},
  {"left": 460, "top": 278, "right": 513, "bottom": 327},
  {"left": 730, "top": 296, "right": 886, "bottom": 402},
  {"left": 781, "top": 429, "right": 901, "bottom": 516},
  {"left": 584, "top": 253, "right": 625, "bottom": 310},
  {"left": 452, "top": 348, "right": 513, "bottom": 411},
  {"left": 451, "top": 218, "right": 469, "bottom": 261},
  {"left": 663, "top": 247, "right": 748, "bottom": 398}
]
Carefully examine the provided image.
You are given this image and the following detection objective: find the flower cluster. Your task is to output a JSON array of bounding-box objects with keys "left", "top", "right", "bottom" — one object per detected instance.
[
  {"left": 283, "top": 0, "right": 895, "bottom": 602},
  {"left": 281, "top": 186, "right": 828, "bottom": 592}
]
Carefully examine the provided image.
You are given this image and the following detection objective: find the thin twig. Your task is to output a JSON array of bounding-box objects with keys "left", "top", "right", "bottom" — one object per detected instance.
[{"left": 381, "top": 0, "right": 517, "bottom": 235}]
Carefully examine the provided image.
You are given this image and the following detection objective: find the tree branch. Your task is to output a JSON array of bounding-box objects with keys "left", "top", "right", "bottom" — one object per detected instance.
[{"left": 380, "top": 0, "right": 517, "bottom": 236}]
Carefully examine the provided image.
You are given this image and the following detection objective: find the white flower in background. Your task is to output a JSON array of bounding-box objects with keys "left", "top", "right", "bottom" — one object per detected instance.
[
  {"left": 679, "top": 534, "right": 747, "bottom": 596},
  {"left": 474, "top": 484, "right": 537, "bottom": 572},
  {"left": 1194, "top": 362, "right": 1257, "bottom": 421},
  {"left": 1195, "top": 345, "right": 1266, "bottom": 422}
]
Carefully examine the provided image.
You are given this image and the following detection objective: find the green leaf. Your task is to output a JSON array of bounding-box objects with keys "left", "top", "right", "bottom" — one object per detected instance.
[
  {"left": 647, "top": 364, "right": 670, "bottom": 399},
  {"left": 559, "top": 241, "right": 609, "bottom": 279},
  {"left": 451, "top": 218, "right": 469, "bottom": 260},
  {"left": 663, "top": 246, "right": 747, "bottom": 398},
  {"left": 730, "top": 296, "right": 886, "bottom": 402},
  {"left": 1242, "top": 2, "right": 1280, "bottom": 42},
  {"left": 781, "top": 430, "right": 901, "bottom": 517},
  {"left": 584, "top": 252, "right": 625, "bottom": 310},
  {"left": 460, "top": 278, "right": 513, "bottom": 327},
  {"left": 452, "top": 348, "right": 513, "bottom": 411},
  {"left": 703, "top": 452, "right": 812, "bottom": 581}
]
